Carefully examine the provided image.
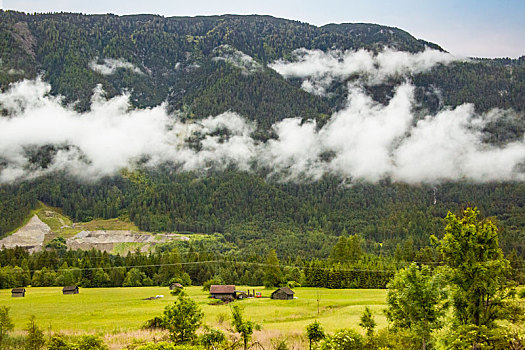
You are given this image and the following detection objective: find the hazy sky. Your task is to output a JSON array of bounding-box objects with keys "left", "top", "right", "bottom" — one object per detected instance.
[{"left": 2, "top": 0, "right": 524, "bottom": 58}]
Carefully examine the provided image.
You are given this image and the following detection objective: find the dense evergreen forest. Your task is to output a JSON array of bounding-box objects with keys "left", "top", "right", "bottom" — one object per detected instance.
[
  {"left": 1, "top": 170, "right": 525, "bottom": 261},
  {"left": 0, "top": 11, "right": 524, "bottom": 267}
]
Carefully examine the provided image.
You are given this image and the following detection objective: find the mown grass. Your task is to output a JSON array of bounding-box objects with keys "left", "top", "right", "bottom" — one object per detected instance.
[
  {"left": 112, "top": 242, "right": 152, "bottom": 255},
  {"left": 74, "top": 218, "right": 140, "bottom": 232},
  {"left": 1, "top": 287, "right": 387, "bottom": 335},
  {"left": 36, "top": 202, "right": 80, "bottom": 239}
]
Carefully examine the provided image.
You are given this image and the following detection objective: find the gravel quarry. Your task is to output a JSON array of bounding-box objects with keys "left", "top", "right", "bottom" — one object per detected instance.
[
  {"left": 0, "top": 214, "right": 189, "bottom": 252},
  {"left": 66, "top": 230, "right": 189, "bottom": 252},
  {"left": 0, "top": 215, "right": 50, "bottom": 252}
]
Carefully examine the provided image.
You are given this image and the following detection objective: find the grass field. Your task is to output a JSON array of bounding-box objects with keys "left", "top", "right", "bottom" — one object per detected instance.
[{"left": 1, "top": 286, "right": 388, "bottom": 335}]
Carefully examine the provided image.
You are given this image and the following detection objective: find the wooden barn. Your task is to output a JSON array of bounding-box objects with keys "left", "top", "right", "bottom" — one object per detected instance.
[
  {"left": 210, "top": 285, "right": 236, "bottom": 300},
  {"left": 169, "top": 282, "right": 183, "bottom": 290},
  {"left": 11, "top": 288, "right": 25, "bottom": 297},
  {"left": 271, "top": 287, "right": 295, "bottom": 300},
  {"left": 62, "top": 286, "right": 79, "bottom": 295}
]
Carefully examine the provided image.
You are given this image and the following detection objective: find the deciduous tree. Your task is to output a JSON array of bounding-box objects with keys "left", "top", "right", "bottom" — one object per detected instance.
[
  {"left": 386, "top": 263, "right": 447, "bottom": 350},
  {"left": 162, "top": 292, "right": 203, "bottom": 343},
  {"left": 231, "top": 304, "right": 258, "bottom": 350},
  {"left": 434, "top": 208, "right": 516, "bottom": 328},
  {"left": 306, "top": 320, "right": 325, "bottom": 350}
]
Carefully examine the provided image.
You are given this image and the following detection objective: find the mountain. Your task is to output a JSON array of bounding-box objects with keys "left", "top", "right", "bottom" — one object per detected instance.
[
  {"left": 1, "top": 11, "right": 523, "bottom": 117},
  {"left": 1, "top": 11, "right": 525, "bottom": 260}
]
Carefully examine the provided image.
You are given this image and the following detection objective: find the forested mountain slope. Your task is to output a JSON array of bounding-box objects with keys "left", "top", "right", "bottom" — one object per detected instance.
[
  {"left": 1, "top": 11, "right": 523, "bottom": 116},
  {"left": 1, "top": 11, "right": 524, "bottom": 260}
]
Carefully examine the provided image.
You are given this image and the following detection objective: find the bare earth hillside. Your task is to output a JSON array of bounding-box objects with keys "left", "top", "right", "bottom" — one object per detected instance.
[
  {"left": 0, "top": 213, "right": 189, "bottom": 253},
  {"left": 0, "top": 215, "right": 49, "bottom": 252}
]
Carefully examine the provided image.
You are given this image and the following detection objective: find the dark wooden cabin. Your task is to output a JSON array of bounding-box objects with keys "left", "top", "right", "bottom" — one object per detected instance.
[
  {"left": 210, "top": 285, "right": 236, "bottom": 300},
  {"left": 235, "top": 290, "right": 248, "bottom": 299},
  {"left": 169, "top": 282, "right": 183, "bottom": 290},
  {"left": 11, "top": 288, "right": 26, "bottom": 297},
  {"left": 62, "top": 286, "right": 79, "bottom": 295},
  {"left": 271, "top": 287, "right": 295, "bottom": 300}
]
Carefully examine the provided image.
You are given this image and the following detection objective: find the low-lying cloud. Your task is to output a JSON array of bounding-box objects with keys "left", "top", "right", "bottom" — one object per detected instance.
[
  {"left": 212, "top": 45, "right": 262, "bottom": 73},
  {"left": 0, "top": 78, "right": 256, "bottom": 183},
  {"left": 89, "top": 57, "right": 144, "bottom": 75},
  {"left": 0, "top": 76, "right": 524, "bottom": 184},
  {"left": 270, "top": 48, "right": 462, "bottom": 95}
]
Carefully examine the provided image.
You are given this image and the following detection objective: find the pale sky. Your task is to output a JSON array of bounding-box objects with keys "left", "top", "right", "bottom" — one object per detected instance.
[{"left": 3, "top": 0, "right": 525, "bottom": 58}]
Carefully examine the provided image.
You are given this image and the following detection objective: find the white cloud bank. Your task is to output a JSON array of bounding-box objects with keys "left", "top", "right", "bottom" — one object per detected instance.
[
  {"left": 270, "top": 48, "right": 462, "bottom": 95},
  {"left": 212, "top": 45, "right": 262, "bottom": 73},
  {"left": 1, "top": 53, "right": 524, "bottom": 185},
  {"left": 1, "top": 78, "right": 524, "bottom": 185},
  {"left": 89, "top": 57, "right": 143, "bottom": 75},
  {"left": 0, "top": 79, "right": 256, "bottom": 183}
]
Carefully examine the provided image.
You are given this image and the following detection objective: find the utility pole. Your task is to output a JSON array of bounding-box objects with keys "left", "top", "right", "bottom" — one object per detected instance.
[{"left": 317, "top": 290, "right": 320, "bottom": 316}]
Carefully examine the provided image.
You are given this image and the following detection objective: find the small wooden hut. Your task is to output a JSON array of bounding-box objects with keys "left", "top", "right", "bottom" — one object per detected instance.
[
  {"left": 210, "top": 285, "right": 236, "bottom": 300},
  {"left": 62, "top": 286, "right": 79, "bottom": 295},
  {"left": 11, "top": 288, "right": 26, "bottom": 297},
  {"left": 235, "top": 290, "right": 248, "bottom": 299},
  {"left": 169, "top": 282, "right": 183, "bottom": 290},
  {"left": 271, "top": 287, "right": 295, "bottom": 300}
]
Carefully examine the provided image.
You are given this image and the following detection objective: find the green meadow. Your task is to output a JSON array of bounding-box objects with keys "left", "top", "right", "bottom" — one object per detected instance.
[{"left": 1, "top": 287, "right": 387, "bottom": 334}]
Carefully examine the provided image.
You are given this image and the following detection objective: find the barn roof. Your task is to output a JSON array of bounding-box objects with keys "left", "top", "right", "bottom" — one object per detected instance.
[
  {"left": 210, "top": 285, "right": 235, "bottom": 294},
  {"left": 63, "top": 286, "right": 78, "bottom": 291},
  {"left": 12, "top": 288, "right": 25, "bottom": 293},
  {"left": 172, "top": 282, "right": 183, "bottom": 288},
  {"left": 272, "top": 287, "right": 294, "bottom": 295}
]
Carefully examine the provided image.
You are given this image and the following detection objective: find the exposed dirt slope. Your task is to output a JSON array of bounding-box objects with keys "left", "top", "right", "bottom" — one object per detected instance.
[
  {"left": 67, "top": 230, "right": 189, "bottom": 252},
  {"left": 1, "top": 206, "right": 189, "bottom": 253},
  {"left": 0, "top": 215, "right": 49, "bottom": 252}
]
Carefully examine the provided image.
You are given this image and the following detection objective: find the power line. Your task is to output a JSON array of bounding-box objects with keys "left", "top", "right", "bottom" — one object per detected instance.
[{"left": 6, "top": 256, "right": 525, "bottom": 277}]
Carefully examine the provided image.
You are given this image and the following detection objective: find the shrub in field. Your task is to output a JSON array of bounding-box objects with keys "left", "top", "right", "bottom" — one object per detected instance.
[
  {"left": 216, "top": 312, "right": 228, "bottom": 325},
  {"left": 47, "top": 335, "right": 70, "bottom": 350},
  {"left": 76, "top": 335, "right": 109, "bottom": 350},
  {"left": 199, "top": 327, "right": 226, "bottom": 349},
  {"left": 47, "top": 334, "right": 109, "bottom": 350},
  {"left": 143, "top": 316, "right": 165, "bottom": 330},
  {"left": 320, "top": 329, "right": 364, "bottom": 350},
  {"left": 272, "top": 337, "right": 289, "bottom": 350},
  {"left": 369, "top": 328, "right": 413, "bottom": 350},
  {"left": 135, "top": 342, "right": 204, "bottom": 350},
  {"left": 440, "top": 325, "right": 525, "bottom": 350}
]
